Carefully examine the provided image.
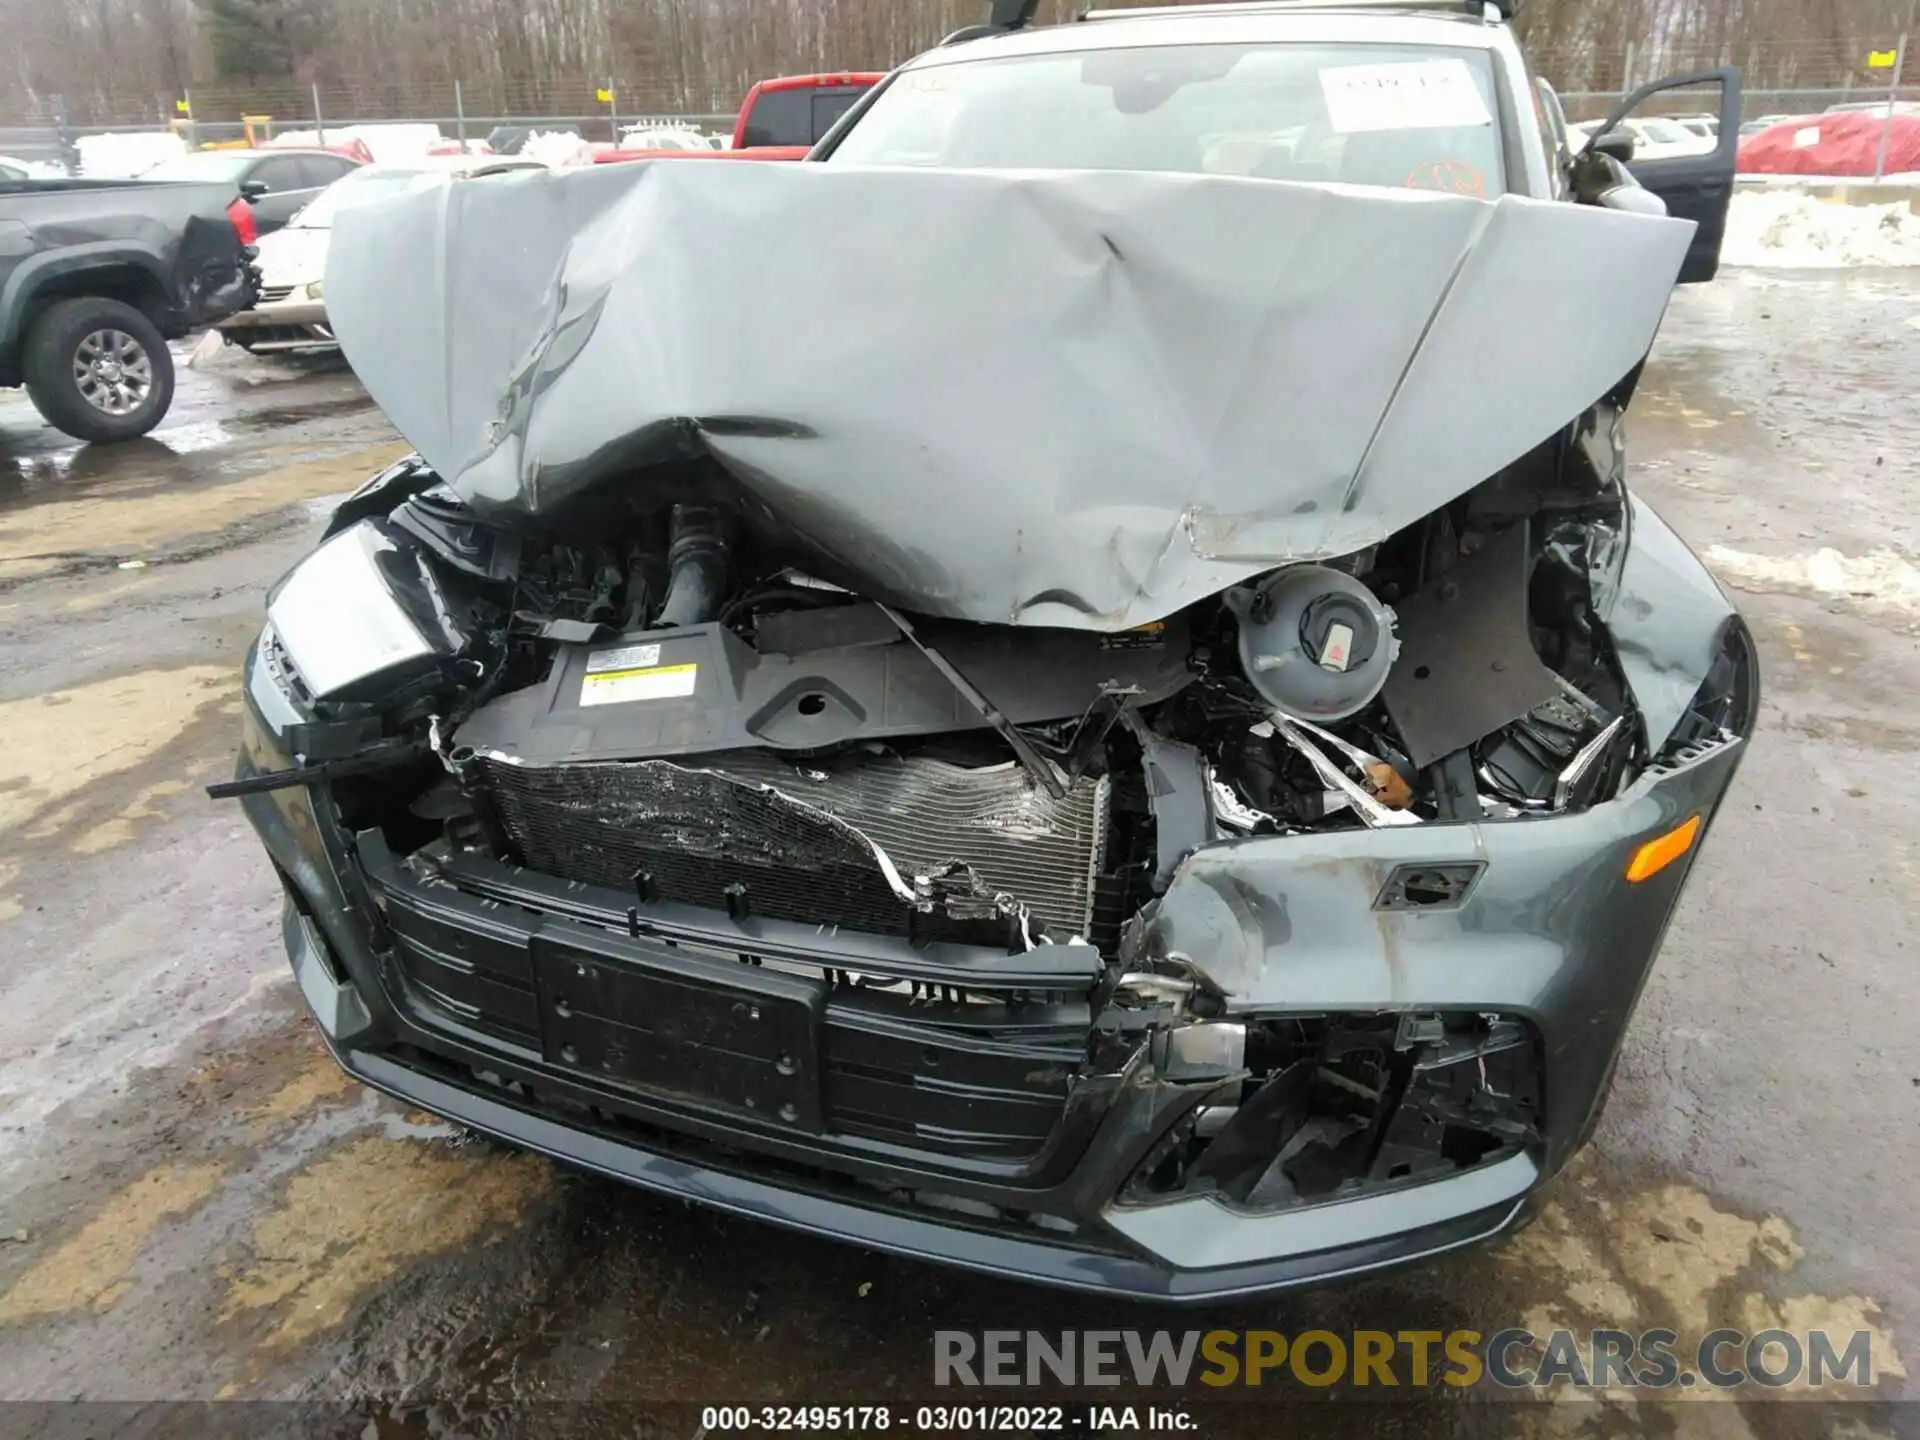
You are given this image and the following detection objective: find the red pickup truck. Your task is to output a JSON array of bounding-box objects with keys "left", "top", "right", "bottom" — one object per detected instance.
[{"left": 595, "top": 72, "right": 882, "bottom": 165}]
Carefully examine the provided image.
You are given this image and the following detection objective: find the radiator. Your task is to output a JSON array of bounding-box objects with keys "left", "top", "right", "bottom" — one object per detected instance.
[{"left": 480, "top": 749, "right": 1110, "bottom": 943}]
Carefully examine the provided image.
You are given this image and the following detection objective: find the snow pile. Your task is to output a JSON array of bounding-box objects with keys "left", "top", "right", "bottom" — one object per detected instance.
[
  {"left": 74, "top": 131, "right": 188, "bottom": 178},
  {"left": 1705, "top": 544, "right": 1920, "bottom": 612},
  {"left": 521, "top": 130, "right": 598, "bottom": 168},
  {"left": 268, "top": 124, "right": 446, "bottom": 163},
  {"left": 1721, "top": 190, "right": 1920, "bottom": 268}
]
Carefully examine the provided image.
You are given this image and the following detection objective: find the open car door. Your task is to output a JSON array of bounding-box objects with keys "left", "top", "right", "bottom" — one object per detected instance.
[{"left": 1585, "top": 68, "right": 1742, "bottom": 284}]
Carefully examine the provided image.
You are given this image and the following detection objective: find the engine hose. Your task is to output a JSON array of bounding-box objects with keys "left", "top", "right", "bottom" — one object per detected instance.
[{"left": 653, "top": 504, "right": 728, "bottom": 628}]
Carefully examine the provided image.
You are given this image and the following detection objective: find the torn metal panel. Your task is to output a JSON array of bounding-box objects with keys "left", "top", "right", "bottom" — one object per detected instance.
[
  {"left": 326, "top": 162, "right": 1693, "bottom": 631},
  {"left": 1606, "top": 497, "right": 1738, "bottom": 755},
  {"left": 1121, "top": 712, "right": 1217, "bottom": 887},
  {"left": 1268, "top": 715, "right": 1421, "bottom": 829}
]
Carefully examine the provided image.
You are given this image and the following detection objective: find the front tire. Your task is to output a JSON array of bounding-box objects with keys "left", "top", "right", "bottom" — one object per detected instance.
[{"left": 22, "top": 298, "right": 175, "bottom": 443}]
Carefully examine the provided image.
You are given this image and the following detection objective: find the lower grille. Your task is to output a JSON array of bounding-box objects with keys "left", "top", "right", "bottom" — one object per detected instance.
[
  {"left": 481, "top": 750, "right": 1109, "bottom": 942},
  {"left": 365, "top": 841, "right": 1092, "bottom": 1163},
  {"left": 258, "top": 284, "right": 296, "bottom": 303}
]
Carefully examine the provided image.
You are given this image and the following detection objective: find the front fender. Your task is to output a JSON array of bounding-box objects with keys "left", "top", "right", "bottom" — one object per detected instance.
[{"left": 0, "top": 241, "right": 173, "bottom": 351}]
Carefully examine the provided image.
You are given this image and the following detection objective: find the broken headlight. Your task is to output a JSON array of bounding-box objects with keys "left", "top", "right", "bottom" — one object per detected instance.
[{"left": 266, "top": 520, "right": 468, "bottom": 703}]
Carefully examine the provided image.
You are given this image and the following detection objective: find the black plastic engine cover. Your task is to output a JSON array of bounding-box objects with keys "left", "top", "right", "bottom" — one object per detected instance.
[{"left": 456, "top": 612, "right": 1191, "bottom": 763}]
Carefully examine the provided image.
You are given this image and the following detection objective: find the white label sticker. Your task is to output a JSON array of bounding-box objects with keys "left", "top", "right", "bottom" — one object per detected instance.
[
  {"left": 1320, "top": 59, "right": 1493, "bottom": 134},
  {"left": 1792, "top": 125, "right": 1822, "bottom": 149},
  {"left": 580, "top": 662, "right": 699, "bottom": 706},
  {"left": 1318, "top": 622, "right": 1355, "bottom": 673},
  {"left": 586, "top": 642, "right": 662, "bottom": 674}
]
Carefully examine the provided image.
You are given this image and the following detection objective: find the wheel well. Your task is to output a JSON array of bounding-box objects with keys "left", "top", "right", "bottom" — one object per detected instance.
[{"left": 23, "top": 265, "right": 171, "bottom": 339}]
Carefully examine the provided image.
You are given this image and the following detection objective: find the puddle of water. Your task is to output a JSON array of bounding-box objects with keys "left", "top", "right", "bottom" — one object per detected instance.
[
  {"left": 223, "top": 1136, "right": 549, "bottom": 1351},
  {"left": 0, "top": 441, "right": 412, "bottom": 577},
  {"left": 1499, "top": 1162, "right": 1905, "bottom": 1400}
]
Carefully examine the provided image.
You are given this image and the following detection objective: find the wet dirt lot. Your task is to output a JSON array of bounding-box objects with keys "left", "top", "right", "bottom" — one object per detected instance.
[{"left": 0, "top": 283, "right": 1915, "bottom": 1437}]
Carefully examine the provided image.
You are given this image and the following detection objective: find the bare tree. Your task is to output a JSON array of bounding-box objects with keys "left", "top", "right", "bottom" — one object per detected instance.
[{"left": 0, "top": 0, "right": 1910, "bottom": 128}]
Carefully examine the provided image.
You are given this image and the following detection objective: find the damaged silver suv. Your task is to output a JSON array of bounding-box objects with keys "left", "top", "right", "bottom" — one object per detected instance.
[{"left": 226, "top": 0, "right": 1759, "bottom": 1299}]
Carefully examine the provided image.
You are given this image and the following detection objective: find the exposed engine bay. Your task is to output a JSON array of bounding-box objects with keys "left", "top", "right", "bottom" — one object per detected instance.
[
  {"left": 264, "top": 406, "right": 1744, "bottom": 969},
  {"left": 235, "top": 414, "right": 1761, "bottom": 1224}
]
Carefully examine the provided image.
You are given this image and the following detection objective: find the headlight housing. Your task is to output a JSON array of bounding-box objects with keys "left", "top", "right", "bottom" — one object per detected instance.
[
  {"left": 266, "top": 521, "right": 466, "bottom": 702},
  {"left": 305, "top": 279, "right": 325, "bottom": 300}
]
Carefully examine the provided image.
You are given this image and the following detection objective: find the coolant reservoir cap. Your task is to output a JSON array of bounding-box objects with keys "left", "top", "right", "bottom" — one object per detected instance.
[
  {"left": 1227, "top": 564, "right": 1398, "bottom": 722},
  {"left": 1298, "top": 592, "right": 1378, "bottom": 673}
]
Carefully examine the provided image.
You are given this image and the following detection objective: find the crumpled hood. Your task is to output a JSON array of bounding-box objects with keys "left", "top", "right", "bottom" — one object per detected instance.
[{"left": 327, "top": 161, "right": 1693, "bottom": 630}]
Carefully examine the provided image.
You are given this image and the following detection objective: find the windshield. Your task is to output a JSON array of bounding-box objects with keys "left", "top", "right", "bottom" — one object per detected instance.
[
  {"left": 141, "top": 151, "right": 254, "bottom": 182},
  {"left": 291, "top": 168, "right": 438, "bottom": 228},
  {"left": 829, "top": 42, "right": 1507, "bottom": 195}
]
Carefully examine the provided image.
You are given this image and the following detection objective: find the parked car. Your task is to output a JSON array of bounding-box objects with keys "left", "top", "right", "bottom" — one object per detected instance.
[
  {"left": 1823, "top": 100, "right": 1920, "bottom": 117},
  {"left": 0, "top": 173, "right": 256, "bottom": 440},
  {"left": 595, "top": 73, "right": 883, "bottom": 164},
  {"left": 231, "top": 0, "right": 1755, "bottom": 1301},
  {"left": 1572, "top": 115, "right": 1715, "bottom": 160},
  {"left": 139, "top": 148, "right": 363, "bottom": 235},
  {"left": 617, "top": 126, "right": 725, "bottom": 152},
  {"left": 215, "top": 157, "right": 544, "bottom": 354},
  {"left": 1739, "top": 113, "right": 1799, "bottom": 138},
  {"left": 1740, "top": 109, "right": 1920, "bottom": 177}
]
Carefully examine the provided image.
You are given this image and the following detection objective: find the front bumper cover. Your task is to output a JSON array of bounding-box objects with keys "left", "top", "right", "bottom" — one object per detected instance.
[
  {"left": 238, "top": 617, "right": 1752, "bottom": 1300},
  {"left": 218, "top": 299, "right": 334, "bottom": 351}
]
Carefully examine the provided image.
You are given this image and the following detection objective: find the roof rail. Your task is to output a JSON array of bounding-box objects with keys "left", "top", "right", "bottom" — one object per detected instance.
[
  {"left": 943, "top": 0, "right": 1044, "bottom": 45},
  {"left": 1079, "top": 0, "right": 1517, "bottom": 22}
]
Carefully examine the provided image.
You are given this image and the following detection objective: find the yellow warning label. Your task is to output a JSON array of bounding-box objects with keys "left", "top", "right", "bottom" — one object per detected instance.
[{"left": 580, "top": 662, "right": 698, "bottom": 707}]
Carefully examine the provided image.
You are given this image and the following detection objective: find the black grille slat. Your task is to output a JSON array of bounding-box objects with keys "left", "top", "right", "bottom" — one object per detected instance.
[
  {"left": 369, "top": 837, "right": 1085, "bottom": 1162},
  {"left": 825, "top": 1071, "right": 1064, "bottom": 1140},
  {"left": 481, "top": 750, "right": 1108, "bottom": 941}
]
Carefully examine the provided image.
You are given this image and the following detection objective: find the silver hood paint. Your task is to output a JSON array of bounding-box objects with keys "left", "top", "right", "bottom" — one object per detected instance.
[{"left": 327, "top": 160, "right": 1694, "bottom": 631}]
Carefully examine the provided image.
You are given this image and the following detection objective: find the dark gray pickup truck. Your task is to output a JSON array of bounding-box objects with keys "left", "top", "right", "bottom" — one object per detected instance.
[{"left": 0, "top": 177, "right": 257, "bottom": 442}]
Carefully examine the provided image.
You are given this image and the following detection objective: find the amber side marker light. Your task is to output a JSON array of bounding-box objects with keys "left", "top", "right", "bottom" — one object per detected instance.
[{"left": 1626, "top": 814, "right": 1702, "bottom": 883}]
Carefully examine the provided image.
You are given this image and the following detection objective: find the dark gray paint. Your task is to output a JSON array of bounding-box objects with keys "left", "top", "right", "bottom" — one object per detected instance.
[
  {"left": 325, "top": 161, "right": 1694, "bottom": 631},
  {"left": 1607, "top": 495, "right": 1739, "bottom": 753},
  {"left": 0, "top": 178, "right": 256, "bottom": 379}
]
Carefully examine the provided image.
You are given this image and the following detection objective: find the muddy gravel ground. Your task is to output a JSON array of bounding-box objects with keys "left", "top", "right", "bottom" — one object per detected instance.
[{"left": 0, "top": 280, "right": 1915, "bottom": 1438}]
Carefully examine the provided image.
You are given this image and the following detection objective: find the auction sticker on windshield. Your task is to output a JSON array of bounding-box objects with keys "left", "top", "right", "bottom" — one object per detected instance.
[
  {"left": 1320, "top": 59, "right": 1492, "bottom": 133},
  {"left": 581, "top": 643, "right": 699, "bottom": 704}
]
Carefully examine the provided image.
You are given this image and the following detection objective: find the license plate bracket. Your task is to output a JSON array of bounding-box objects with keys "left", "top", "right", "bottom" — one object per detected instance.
[{"left": 530, "top": 928, "right": 825, "bottom": 1132}]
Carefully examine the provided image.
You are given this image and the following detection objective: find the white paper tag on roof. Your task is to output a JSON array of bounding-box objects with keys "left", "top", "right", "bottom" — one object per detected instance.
[
  {"left": 1792, "top": 125, "right": 1822, "bottom": 148},
  {"left": 1321, "top": 59, "right": 1493, "bottom": 134}
]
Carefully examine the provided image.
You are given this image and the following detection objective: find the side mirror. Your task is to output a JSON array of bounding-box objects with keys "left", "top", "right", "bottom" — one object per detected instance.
[
  {"left": 240, "top": 179, "right": 270, "bottom": 200},
  {"left": 1590, "top": 129, "right": 1636, "bottom": 164}
]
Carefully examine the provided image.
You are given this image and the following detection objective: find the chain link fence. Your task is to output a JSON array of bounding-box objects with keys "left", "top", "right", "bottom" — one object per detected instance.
[{"left": 0, "top": 35, "right": 1910, "bottom": 171}]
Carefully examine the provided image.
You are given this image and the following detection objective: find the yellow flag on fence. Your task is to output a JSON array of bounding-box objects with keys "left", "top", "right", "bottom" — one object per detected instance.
[
  {"left": 596, "top": 86, "right": 614, "bottom": 103},
  {"left": 1867, "top": 49, "right": 1899, "bottom": 68},
  {"left": 174, "top": 98, "right": 190, "bottom": 113}
]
